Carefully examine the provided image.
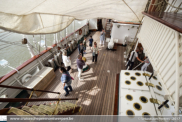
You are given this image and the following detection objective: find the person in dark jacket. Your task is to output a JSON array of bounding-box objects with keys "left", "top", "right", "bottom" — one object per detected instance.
[
  {"left": 76, "top": 54, "right": 85, "bottom": 80},
  {"left": 89, "top": 36, "right": 93, "bottom": 50},
  {"left": 83, "top": 37, "right": 87, "bottom": 54},
  {"left": 78, "top": 42, "right": 84, "bottom": 57},
  {"left": 59, "top": 67, "right": 73, "bottom": 96}
]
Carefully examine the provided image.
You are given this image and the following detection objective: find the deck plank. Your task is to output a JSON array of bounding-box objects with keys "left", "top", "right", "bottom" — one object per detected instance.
[{"left": 28, "top": 31, "right": 126, "bottom": 115}]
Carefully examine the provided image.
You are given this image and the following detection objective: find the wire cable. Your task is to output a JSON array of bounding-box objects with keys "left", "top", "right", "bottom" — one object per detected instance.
[
  {"left": 122, "top": 0, "right": 140, "bottom": 22},
  {"left": 150, "top": 0, "right": 163, "bottom": 5},
  {"left": 165, "top": 0, "right": 182, "bottom": 10}
]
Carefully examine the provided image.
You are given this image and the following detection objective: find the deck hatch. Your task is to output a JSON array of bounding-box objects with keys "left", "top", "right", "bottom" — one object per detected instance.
[
  {"left": 135, "top": 72, "right": 141, "bottom": 76},
  {"left": 126, "top": 110, "right": 135, "bottom": 116},
  {"left": 125, "top": 80, "right": 131, "bottom": 85},
  {"left": 142, "top": 112, "right": 151, "bottom": 119},
  {"left": 140, "top": 96, "right": 148, "bottom": 103},
  {"left": 133, "top": 103, "right": 142, "bottom": 111},
  {"left": 130, "top": 76, "right": 136, "bottom": 81},
  {"left": 156, "top": 85, "right": 162, "bottom": 91},
  {"left": 137, "top": 81, "right": 143, "bottom": 86},
  {"left": 125, "top": 72, "right": 130, "bottom": 76},
  {"left": 126, "top": 94, "right": 133, "bottom": 101}
]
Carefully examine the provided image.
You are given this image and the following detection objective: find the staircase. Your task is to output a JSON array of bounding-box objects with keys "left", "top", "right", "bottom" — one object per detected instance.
[{"left": 0, "top": 102, "right": 81, "bottom": 115}]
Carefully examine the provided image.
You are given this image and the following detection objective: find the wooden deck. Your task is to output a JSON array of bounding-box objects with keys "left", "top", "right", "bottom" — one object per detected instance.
[{"left": 28, "top": 31, "right": 127, "bottom": 115}]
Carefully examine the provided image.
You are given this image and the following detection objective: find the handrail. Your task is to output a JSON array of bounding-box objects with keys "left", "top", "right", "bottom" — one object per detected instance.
[
  {"left": 0, "top": 98, "right": 78, "bottom": 102},
  {"left": 0, "top": 23, "right": 89, "bottom": 84},
  {"left": 0, "top": 85, "right": 60, "bottom": 94}
]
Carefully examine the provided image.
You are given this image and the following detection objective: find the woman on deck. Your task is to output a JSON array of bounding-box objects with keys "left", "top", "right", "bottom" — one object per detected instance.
[
  {"left": 92, "top": 43, "right": 99, "bottom": 63},
  {"left": 62, "top": 51, "right": 72, "bottom": 72},
  {"left": 100, "top": 29, "right": 105, "bottom": 46},
  {"left": 59, "top": 67, "right": 73, "bottom": 96}
]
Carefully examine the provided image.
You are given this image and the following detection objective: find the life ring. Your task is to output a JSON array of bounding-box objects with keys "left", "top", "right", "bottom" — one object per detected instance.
[{"left": 79, "top": 29, "right": 82, "bottom": 35}]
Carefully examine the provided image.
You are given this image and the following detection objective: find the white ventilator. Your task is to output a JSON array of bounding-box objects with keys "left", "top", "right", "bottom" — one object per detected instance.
[
  {"left": 48, "top": 59, "right": 56, "bottom": 70},
  {"left": 68, "top": 43, "right": 73, "bottom": 52},
  {"left": 21, "top": 74, "right": 32, "bottom": 84},
  {"left": 71, "top": 40, "right": 76, "bottom": 49},
  {"left": 108, "top": 38, "right": 114, "bottom": 49},
  {"left": 123, "top": 36, "right": 128, "bottom": 46}
]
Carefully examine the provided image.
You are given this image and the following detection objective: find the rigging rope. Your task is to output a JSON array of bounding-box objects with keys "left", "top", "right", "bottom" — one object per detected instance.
[
  {"left": 122, "top": 0, "right": 140, "bottom": 22},
  {"left": 150, "top": 0, "right": 163, "bottom": 5},
  {"left": 165, "top": 0, "right": 182, "bottom": 10}
]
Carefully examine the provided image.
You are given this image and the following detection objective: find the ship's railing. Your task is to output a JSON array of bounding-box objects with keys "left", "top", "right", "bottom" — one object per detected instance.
[
  {"left": 0, "top": 85, "right": 60, "bottom": 95},
  {"left": 0, "top": 84, "right": 78, "bottom": 115},
  {"left": 0, "top": 23, "right": 89, "bottom": 84},
  {"left": 0, "top": 98, "right": 78, "bottom": 102}
]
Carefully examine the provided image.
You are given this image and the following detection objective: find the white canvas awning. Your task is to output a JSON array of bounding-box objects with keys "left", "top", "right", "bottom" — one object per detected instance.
[{"left": 0, "top": 0, "right": 148, "bottom": 34}]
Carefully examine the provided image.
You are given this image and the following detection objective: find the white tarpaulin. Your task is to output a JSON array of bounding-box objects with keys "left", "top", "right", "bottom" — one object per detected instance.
[{"left": 0, "top": 0, "right": 148, "bottom": 34}]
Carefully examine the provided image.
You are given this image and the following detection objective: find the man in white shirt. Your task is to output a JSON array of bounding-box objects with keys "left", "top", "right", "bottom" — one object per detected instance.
[{"left": 126, "top": 50, "right": 144, "bottom": 70}]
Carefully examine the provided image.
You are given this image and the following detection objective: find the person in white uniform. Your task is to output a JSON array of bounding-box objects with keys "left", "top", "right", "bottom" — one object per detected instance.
[
  {"left": 62, "top": 51, "right": 72, "bottom": 72},
  {"left": 141, "top": 57, "right": 150, "bottom": 71}
]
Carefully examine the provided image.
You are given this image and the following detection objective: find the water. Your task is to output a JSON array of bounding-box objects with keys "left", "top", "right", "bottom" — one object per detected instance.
[{"left": 0, "top": 20, "right": 87, "bottom": 77}]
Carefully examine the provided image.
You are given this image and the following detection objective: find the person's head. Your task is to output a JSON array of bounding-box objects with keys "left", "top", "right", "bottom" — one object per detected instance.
[
  {"left": 84, "top": 37, "right": 86, "bottom": 40},
  {"left": 59, "top": 67, "right": 67, "bottom": 73},
  {"left": 94, "top": 43, "right": 97, "bottom": 47},
  {"left": 102, "top": 29, "right": 104, "bottom": 32},
  {"left": 77, "top": 54, "right": 82, "bottom": 59},
  {"left": 80, "top": 42, "right": 83, "bottom": 45}
]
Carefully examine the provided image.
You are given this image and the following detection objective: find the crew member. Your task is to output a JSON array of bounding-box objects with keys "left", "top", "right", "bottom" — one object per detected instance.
[{"left": 126, "top": 50, "right": 143, "bottom": 70}]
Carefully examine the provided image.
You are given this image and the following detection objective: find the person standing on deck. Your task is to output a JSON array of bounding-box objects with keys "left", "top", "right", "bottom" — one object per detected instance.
[
  {"left": 59, "top": 67, "right": 73, "bottom": 96},
  {"left": 89, "top": 36, "right": 93, "bottom": 50},
  {"left": 100, "top": 29, "right": 105, "bottom": 46},
  {"left": 62, "top": 51, "right": 72, "bottom": 73},
  {"left": 136, "top": 47, "right": 145, "bottom": 67},
  {"left": 92, "top": 43, "right": 99, "bottom": 63},
  {"left": 83, "top": 37, "right": 87, "bottom": 54},
  {"left": 78, "top": 42, "right": 84, "bottom": 57},
  {"left": 141, "top": 57, "right": 150, "bottom": 71},
  {"left": 77, "top": 54, "right": 85, "bottom": 80},
  {"left": 126, "top": 50, "right": 144, "bottom": 70}
]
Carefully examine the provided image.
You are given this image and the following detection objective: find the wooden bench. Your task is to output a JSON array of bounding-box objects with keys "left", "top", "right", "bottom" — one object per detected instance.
[{"left": 23, "top": 67, "right": 56, "bottom": 97}]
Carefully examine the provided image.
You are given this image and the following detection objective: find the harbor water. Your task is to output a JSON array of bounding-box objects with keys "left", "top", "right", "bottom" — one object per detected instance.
[{"left": 0, "top": 20, "right": 87, "bottom": 77}]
